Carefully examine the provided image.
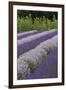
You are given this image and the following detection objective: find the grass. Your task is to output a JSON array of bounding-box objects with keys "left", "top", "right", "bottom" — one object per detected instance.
[{"left": 17, "top": 15, "right": 58, "bottom": 32}]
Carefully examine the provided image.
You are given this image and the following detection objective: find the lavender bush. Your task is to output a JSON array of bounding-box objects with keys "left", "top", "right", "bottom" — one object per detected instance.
[
  {"left": 17, "top": 35, "right": 57, "bottom": 79},
  {"left": 17, "top": 30, "right": 37, "bottom": 38},
  {"left": 18, "top": 29, "right": 56, "bottom": 45},
  {"left": 17, "top": 60, "right": 30, "bottom": 79}
]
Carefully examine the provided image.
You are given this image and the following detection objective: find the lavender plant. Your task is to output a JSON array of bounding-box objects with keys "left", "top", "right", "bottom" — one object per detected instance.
[{"left": 17, "top": 35, "right": 57, "bottom": 79}]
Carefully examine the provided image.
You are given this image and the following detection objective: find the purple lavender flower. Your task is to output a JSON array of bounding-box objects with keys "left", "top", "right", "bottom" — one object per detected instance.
[{"left": 17, "top": 35, "right": 57, "bottom": 79}]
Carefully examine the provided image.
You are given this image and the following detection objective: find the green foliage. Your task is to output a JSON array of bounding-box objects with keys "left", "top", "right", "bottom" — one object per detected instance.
[
  {"left": 17, "top": 14, "right": 58, "bottom": 32},
  {"left": 26, "top": 60, "right": 35, "bottom": 70}
]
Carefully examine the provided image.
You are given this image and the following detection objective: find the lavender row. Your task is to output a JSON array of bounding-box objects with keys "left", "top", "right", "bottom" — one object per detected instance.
[
  {"left": 17, "top": 30, "right": 38, "bottom": 39},
  {"left": 17, "top": 30, "right": 57, "bottom": 57},
  {"left": 17, "top": 35, "right": 58, "bottom": 79},
  {"left": 18, "top": 29, "right": 56, "bottom": 39},
  {"left": 24, "top": 48, "right": 58, "bottom": 79},
  {"left": 18, "top": 29, "right": 56, "bottom": 45},
  {"left": 17, "top": 30, "right": 44, "bottom": 39}
]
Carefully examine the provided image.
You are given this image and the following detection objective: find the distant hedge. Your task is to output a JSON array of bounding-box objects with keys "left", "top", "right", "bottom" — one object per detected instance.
[{"left": 17, "top": 10, "right": 58, "bottom": 32}]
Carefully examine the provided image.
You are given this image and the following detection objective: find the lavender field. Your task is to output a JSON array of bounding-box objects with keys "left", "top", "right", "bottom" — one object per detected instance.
[{"left": 17, "top": 29, "right": 58, "bottom": 80}]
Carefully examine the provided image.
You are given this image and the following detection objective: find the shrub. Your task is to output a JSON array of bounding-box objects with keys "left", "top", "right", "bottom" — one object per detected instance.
[
  {"left": 17, "top": 15, "right": 58, "bottom": 32},
  {"left": 18, "top": 35, "right": 57, "bottom": 73}
]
